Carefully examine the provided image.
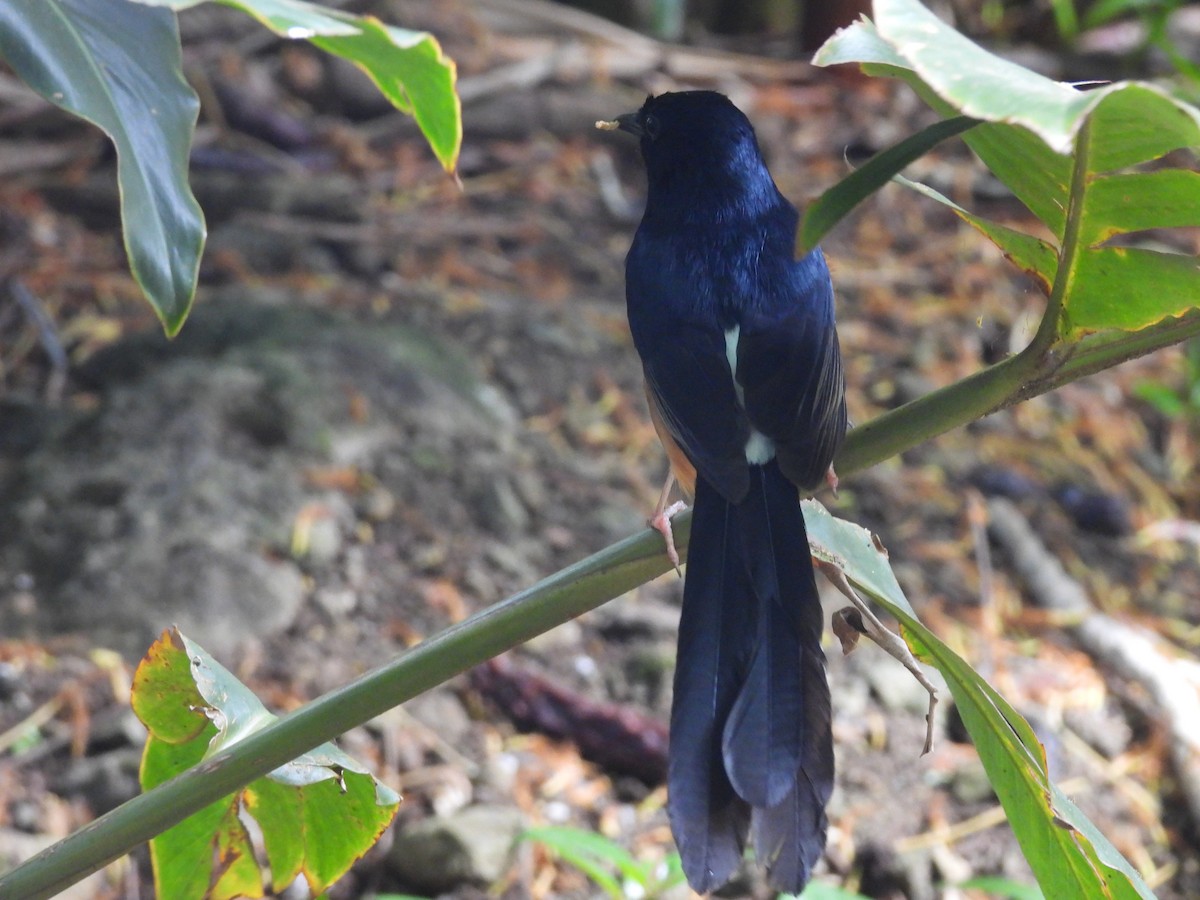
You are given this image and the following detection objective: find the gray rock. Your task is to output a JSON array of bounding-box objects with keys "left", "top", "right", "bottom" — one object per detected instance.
[
  {"left": 387, "top": 804, "right": 526, "bottom": 893},
  {"left": 590, "top": 594, "right": 680, "bottom": 641}
]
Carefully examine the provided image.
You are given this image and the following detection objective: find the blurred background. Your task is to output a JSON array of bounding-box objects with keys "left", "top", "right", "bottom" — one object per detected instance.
[{"left": 1, "top": 0, "right": 1199, "bottom": 896}]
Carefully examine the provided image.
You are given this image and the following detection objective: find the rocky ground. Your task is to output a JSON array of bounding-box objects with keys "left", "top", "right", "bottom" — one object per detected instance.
[{"left": 1, "top": 1, "right": 1199, "bottom": 898}]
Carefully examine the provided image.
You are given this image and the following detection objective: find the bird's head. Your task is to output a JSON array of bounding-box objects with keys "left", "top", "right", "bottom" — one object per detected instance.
[{"left": 598, "top": 91, "right": 776, "bottom": 216}]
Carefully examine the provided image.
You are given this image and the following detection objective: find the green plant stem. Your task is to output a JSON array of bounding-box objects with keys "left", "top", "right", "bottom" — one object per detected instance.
[
  {"left": 1030, "top": 309, "right": 1200, "bottom": 397},
  {"left": 5, "top": 309, "right": 1200, "bottom": 899},
  {"left": 834, "top": 349, "right": 1034, "bottom": 475}
]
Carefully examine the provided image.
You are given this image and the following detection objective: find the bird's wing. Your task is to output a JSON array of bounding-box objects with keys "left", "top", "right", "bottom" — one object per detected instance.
[
  {"left": 735, "top": 272, "right": 847, "bottom": 491},
  {"left": 640, "top": 322, "right": 751, "bottom": 504}
]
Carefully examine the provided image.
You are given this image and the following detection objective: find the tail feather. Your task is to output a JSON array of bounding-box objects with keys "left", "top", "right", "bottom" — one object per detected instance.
[
  {"left": 752, "top": 761, "right": 833, "bottom": 891},
  {"left": 670, "top": 461, "right": 833, "bottom": 895},
  {"left": 752, "top": 600, "right": 833, "bottom": 892},
  {"left": 722, "top": 467, "right": 805, "bottom": 807},
  {"left": 668, "top": 477, "right": 754, "bottom": 891}
]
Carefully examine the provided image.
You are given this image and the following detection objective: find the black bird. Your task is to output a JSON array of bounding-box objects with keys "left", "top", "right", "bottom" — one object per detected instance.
[{"left": 602, "top": 91, "right": 847, "bottom": 893}]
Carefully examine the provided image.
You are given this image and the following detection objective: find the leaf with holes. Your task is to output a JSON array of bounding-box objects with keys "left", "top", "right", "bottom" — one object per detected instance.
[{"left": 133, "top": 628, "right": 400, "bottom": 899}]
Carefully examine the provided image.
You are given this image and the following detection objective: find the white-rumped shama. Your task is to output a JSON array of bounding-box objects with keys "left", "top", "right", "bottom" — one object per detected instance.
[{"left": 602, "top": 90, "right": 847, "bottom": 894}]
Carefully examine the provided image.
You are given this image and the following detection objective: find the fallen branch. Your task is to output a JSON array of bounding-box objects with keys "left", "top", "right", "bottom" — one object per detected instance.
[{"left": 469, "top": 654, "right": 669, "bottom": 784}]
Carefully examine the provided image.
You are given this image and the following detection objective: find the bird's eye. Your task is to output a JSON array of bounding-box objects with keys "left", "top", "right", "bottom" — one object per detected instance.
[{"left": 642, "top": 113, "right": 661, "bottom": 139}]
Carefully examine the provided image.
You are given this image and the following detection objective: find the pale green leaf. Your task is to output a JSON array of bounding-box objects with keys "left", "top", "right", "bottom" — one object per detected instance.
[
  {"left": 797, "top": 116, "right": 978, "bottom": 253},
  {"left": 134, "top": 628, "right": 400, "bottom": 897}
]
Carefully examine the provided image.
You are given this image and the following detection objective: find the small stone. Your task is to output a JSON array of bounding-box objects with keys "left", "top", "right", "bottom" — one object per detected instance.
[
  {"left": 360, "top": 486, "right": 396, "bottom": 522},
  {"left": 303, "top": 513, "right": 344, "bottom": 567},
  {"left": 474, "top": 475, "right": 530, "bottom": 537},
  {"left": 405, "top": 689, "right": 472, "bottom": 748},
  {"left": 314, "top": 586, "right": 357, "bottom": 617},
  {"left": 524, "top": 618, "right": 584, "bottom": 659},
  {"left": 947, "top": 757, "right": 995, "bottom": 805},
  {"left": 590, "top": 596, "right": 680, "bottom": 641},
  {"left": 482, "top": 752, "right": 519, "bottom": 795},
  {"left": 387, "top": 804, "right": 526, "bottom": 893},
  {"left": 859, "top": 650, "right": 935, "bottom": 716}
]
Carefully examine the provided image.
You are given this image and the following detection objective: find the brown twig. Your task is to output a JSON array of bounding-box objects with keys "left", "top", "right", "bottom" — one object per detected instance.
[{"left": 817, "top": 560, "right": 939, "bottom": 755}]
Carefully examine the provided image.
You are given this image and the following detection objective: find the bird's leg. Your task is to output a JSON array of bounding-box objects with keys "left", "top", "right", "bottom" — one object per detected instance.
[{"left": 649, "top": 468, "right": 688, "bottom": 573}]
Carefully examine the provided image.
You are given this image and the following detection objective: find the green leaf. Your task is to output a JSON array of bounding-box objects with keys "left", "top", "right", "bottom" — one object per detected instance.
[
  {"left": 1081, "top": 170, "right": 1200, "bottom": 245},
  {"left": 796, "top": 505, "right": 1154, "bottom": 898},
  {"left": 0, "top": 0, "right": 205, "bottom": 335},
  {"left": 521, "top": 827, "right": 627, "bottom": 899},
  {"left": 814, "top": 3, "right": 1200, "bottom": 238},
  {"left": 813, "top": 0, "right": 1200, "bottom": 346},
  {"left": 521, "top": 826, "right": 662, "bottom": 889},
  {"left": 133, "top": 627, "right": 400, "bottom": 898},
  {"left": 1085, "top": 81, "right": 1200, "bottom": 173},
  {"left": 131, "top": 628, "right": 211, "bottom": 744},
  {"left": 1133, "top": 380, "right": 1186, "bottom": 418},
  {"left": 1084, "top": 0, "right": 1160, "bottom": 29},
  {"left": 246, "top": 775, "right": 397, "bottom": 894},
  {"left": 871, "top": 0, "right": 1094, "bottom": 152},
  {"left": 141, "top": 727, "right": 260, "bottom": 900},
  {"left": 864, "top": 0, "right": 1200, "bottom": 157},
  {"left": 798, "top": 116, "right": 979, "bottom": 253},
  {"left": 139, "top": 0, "right": 462, "bottom": 172},
  {"left": 313, "top": 21, "right": 459, "bottom": 172},
  {"left": 962, "top": 123, "right": 1074, "bottom": 238},
  {"left": 1068, "top": 247, "right": 1200, "bottom": 333}
]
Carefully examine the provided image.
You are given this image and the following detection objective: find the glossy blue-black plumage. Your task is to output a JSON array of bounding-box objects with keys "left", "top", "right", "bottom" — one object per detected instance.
[{"left": 618, "top": 90, "right": 846, "bottom": 894}]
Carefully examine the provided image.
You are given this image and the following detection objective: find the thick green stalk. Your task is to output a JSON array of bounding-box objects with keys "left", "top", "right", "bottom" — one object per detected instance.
[{"left": 8, "top": 304, "right": 1198, "bottom": 897}]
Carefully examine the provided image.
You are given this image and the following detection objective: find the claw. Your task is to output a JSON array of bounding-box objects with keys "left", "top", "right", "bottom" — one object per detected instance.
[
  {"left": 650, "top": 469, "right": 687, "bottom": 574},
  {"left": 651, "top": 500, "right": 689, "bottom": 573}
]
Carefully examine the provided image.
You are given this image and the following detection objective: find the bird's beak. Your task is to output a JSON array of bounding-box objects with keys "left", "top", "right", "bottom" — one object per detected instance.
[{"left": 595, "top": 112, "right": 642, "bottom": 137}]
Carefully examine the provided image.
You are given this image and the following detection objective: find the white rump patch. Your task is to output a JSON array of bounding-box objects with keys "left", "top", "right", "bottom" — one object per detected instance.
[{"left": 745, "top": 430, "right": 775, "bottom": 464}]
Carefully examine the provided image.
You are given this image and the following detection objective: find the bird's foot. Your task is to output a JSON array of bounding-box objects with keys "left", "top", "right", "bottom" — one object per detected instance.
[
  {"left": 825, "top": 464, "right": 839, "bottom": 498},
  {"left": 650, "top": 501, "right": 689, "bottom": 573}
]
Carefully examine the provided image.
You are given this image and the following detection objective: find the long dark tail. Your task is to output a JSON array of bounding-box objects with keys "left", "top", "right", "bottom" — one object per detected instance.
[{"left": 668, "top": 460, "right": 833, "bottom": 894}]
